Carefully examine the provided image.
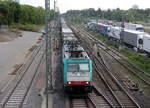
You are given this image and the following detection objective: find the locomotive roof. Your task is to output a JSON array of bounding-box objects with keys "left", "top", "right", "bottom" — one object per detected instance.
[
  {"left": 62, "top": 28, "right": 73, "bottom": 33},
  {"left": 63, "top": 44, "right": 89, "bottom": 59},
  {"left": 63, "top": 33, "right": 77, "bottom": 41},
  {"left": 63, "top": 36, "right": 77, "bottom": 41}
]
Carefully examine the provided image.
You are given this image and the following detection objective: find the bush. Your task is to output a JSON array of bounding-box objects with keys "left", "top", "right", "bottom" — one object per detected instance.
[
  {"left": 121, "top": 49, "right": 150, "bottom": 73},
  {"left": 11, "top": 23, "right": 40, "bottom": 32}
]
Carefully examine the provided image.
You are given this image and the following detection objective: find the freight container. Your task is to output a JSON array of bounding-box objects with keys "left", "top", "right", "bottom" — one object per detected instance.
[
  {"left": 123, "top": 29, "right": 145, "bottom": 50},
  {"left": 109, "top": 26, "right": 121, "bottom": 40},
  {"left": 99, "top": 23, "right": 111, "bottom": 36},
  {"left": 143, "top": 34, "right": 150, "bottom": 55},
  {"left": 87, "top": 22, "right": 99, "bottom": 32},
  {"left": 124, "top": 23, "right": 144, "bottom": 32}
]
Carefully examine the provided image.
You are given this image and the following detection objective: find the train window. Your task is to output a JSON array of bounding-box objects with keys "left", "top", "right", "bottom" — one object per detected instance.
[
  {"left": 79, "top": 64, "right": 89, "bottom": 72},
  {"left": 68, "top": 64, "right": 78, "bottom": 72}
]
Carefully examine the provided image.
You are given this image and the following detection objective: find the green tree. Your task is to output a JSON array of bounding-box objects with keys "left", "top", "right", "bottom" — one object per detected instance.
[{"left": 0, "top": 3, "right": 8, "bottom": 25}]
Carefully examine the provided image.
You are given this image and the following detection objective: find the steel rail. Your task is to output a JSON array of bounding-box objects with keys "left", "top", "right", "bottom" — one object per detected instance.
[
  {"left": 1, "top": 42, "right": 45, "bottom": 108},
  {"left": 78, "top": 27, "right": 150, "bottom": 86},
  {"left": 72, "top": 26, "right": 141, "bottom": 108}
]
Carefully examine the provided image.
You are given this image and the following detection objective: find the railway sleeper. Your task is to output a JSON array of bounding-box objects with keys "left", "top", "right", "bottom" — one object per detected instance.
[{"left": 88, "top": 93, "right": 112, "bottom": 108}]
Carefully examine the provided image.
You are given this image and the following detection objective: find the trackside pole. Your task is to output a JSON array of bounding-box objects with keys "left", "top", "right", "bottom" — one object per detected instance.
[{"left": 45, "top": 0, "right": 53, "bottom": 108}]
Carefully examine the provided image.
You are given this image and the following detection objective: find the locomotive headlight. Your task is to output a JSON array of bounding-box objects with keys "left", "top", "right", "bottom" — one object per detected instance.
[
  {"left": 86, "top": 81, "right": 89, "bottom": 85},
  {"left": 68, "top": 82, "right": 71, "bottom": 84}
]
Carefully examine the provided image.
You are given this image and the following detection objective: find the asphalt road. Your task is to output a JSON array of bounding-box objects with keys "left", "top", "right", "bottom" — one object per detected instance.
[{"left": 0, "top": 31, "right": 41, "bottom": 89}]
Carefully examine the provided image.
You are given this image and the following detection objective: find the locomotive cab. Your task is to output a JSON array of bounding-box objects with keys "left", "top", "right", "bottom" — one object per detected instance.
[{"left": 63, "top": 59, "right": 92, "bottom": 93}]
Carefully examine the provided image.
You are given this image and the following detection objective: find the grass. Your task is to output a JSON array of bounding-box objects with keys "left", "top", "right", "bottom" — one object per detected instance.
[
  {"left": 121, "top": 49, "right": 150, "bottom": 74},
  {"left": 84, "top": 27, "right": 150, "bottom": 74},
  {"left": 11, "top": 23, "right": 41, "bottom": 32},
  {"left": 144, "top": 27, "right": 150, "bottom": 34}
]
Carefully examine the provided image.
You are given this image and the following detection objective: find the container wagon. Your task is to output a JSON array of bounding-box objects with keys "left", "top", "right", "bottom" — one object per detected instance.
[
  {"left": 99, "top": 23, "right": 111, "bottom": 36},
  {"left": 109, "top": 26, "right": 121, "bottom": 41},
  {"left": 124, "top": 23, "right": 144, "bottom": 32},
  {"left": 122, "top": 29, "right": 145, "bottom": 51},
  {"left": 143, "top": 34, "right": 150, "bottom": 57}
]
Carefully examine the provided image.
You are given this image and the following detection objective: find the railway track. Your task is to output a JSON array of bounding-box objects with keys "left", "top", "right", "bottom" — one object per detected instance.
[
  {"left": 74, "top": 26, "right": 150, "bottom": 87},
  {"left": 69, "top": 86, "right": 113, "bottom": 108},
  {"left": 93, "top": 54, "right": 140, "bottom": 108},
  {"left": 80, "top": 39, "right": 123, "bottom": 107},
  {"left": 0, "top": 41, "right": 45, "bottom": 108},
  {"left": 69, "top": 96, "right": 90, "bottom": 108},
  {"left": 86, "top": 44, "right": 139, "bottom": 108},
  {"left": 71, "top": 26, "right": 141, "bottom": 108},
  {"left": 88, "top": 86, "right": 113, "bottom": 108}
]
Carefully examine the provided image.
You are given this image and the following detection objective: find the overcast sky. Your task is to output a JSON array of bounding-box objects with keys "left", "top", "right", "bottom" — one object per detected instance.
[{"left": 20, "top": 0, "right": 150, "bottom": 13}]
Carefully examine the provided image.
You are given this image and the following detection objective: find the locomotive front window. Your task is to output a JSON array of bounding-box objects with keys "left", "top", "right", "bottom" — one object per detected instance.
[
  {"left": 68, "top": 64, "right": 78, "bottom": 72},
  {"left": 68, "top": 63, "right": 89, "bottom": 72},
  {"left": 79, "top": 64, "right": 89, "bottom": 72}
]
